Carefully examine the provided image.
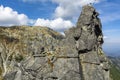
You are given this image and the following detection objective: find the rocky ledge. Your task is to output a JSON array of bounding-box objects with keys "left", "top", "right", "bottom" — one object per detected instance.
[{"left": 0, "top": 5, "right": 110, "bottom": 80}]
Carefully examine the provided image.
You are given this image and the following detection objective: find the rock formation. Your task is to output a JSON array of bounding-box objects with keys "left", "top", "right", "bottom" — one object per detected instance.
[{"left": 0, "top": 5, "right": 110, "bottom": 80}]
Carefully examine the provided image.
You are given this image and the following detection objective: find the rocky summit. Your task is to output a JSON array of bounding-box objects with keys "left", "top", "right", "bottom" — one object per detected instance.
[{"left": 0, "top": 5, "right": 110, "bottom": 80}]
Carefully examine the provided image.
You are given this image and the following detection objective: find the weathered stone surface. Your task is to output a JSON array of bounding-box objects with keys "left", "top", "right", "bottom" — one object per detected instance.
[
  {"left": 0, "top": 5, "right": 110, "bottom": 80},
  {"left": 76, "top": 5, "right": 109, "bottom": 80}
]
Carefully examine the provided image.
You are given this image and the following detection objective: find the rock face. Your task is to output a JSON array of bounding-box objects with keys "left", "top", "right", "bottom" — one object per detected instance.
[{"left": 0, "top": 5, "right": 110, "bottom": 80}]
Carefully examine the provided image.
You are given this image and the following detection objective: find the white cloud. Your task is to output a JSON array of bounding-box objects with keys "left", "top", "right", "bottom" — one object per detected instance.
[
  {"left": 34, "top": 18, "right": 74, "bottom": 31},
  {"left": 103, "top": 36, "right": 108, "bottom": 39},
  {"left": 0, "top": 0, "right": 102, "bottom": 32},
  {"left": 0, "top": 5, "right": 74, "bottom": 31},
  {"left": 24, "top": 0, "right": 101, "bottom": 32},
  {"left": 0, "top": 5, "right": 29, "bottom": 26},
  {"left": 52, "top": 0, "right": 100, "bottom": 19},
  {"left": 21, "top": 0, "right": 102, "bottom": 32}
]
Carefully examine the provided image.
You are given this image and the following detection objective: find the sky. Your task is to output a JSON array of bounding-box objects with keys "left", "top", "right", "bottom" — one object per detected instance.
[{"left": 0, "top": 0, "right": 120, "bottom": 56}]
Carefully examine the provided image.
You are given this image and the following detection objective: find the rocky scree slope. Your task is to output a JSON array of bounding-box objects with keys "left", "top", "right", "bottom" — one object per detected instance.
[{"left": 0, "top": 5, "right": 110, "bottom": 80}]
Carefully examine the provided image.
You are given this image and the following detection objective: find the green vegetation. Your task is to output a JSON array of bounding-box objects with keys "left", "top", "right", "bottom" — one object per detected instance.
[
  {"left": 0, "top": 67, "right": 2, "bottom": 76},
  {"left": 15, "top": 54, "right": 24, "bottom": 62},
  {"left": 110, "top": 62, "right": 120, "bottom": 80},
  {"left": 0, "top": 67, "right": 3, "bottom": 80}
]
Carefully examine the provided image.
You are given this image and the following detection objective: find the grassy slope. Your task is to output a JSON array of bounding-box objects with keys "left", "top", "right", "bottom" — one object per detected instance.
[{"left": 110, "top": 62, "right": 120, "bottom": 80}]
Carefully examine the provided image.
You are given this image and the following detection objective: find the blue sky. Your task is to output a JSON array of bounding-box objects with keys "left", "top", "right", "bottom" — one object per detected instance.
[{"left": 0, "top": 0, "right": 120, "bottom": 56}]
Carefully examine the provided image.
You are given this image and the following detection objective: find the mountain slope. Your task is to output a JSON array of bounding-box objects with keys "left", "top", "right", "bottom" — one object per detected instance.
[{"left": 108, "top": 56, "right": 120, "bottom": 80}]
